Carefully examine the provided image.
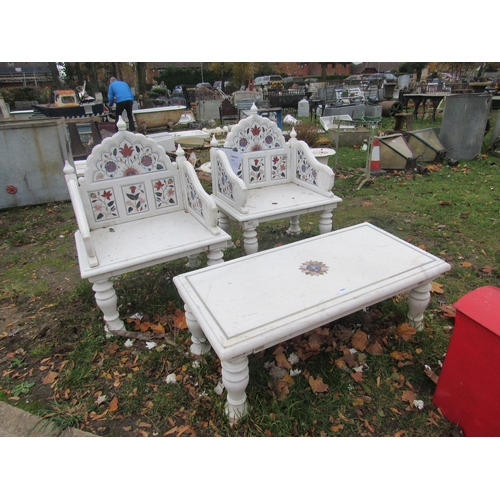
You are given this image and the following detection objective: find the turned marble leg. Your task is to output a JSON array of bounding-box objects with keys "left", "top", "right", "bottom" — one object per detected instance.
[
  {"left": 207, "top": 243, "right": 224, "bottom": 266},
  {"left": 91, "top": 278, "right": 124, "bottom": 332},
  {"left": 287, "top": 215, "right": 301, "bottom": 235},
  {"left": 221, "top": 356, "right": 249, "bottom": 424},
  {"left": 187, "top": 254, "right": 200, "bottom": 268},
  {"left": 407, "top": 281, "right": 432, "bottom": 331},
  {"left": 218, "top": 211, "right": 234, "bottom": 248},
  {"left": 242, "top": 220, "right": 259, "bottom": 255},
  {"left": 185, "top": 304, "right": 211, "bottom": 355},
  {"left": 318, "top": 209, "right": 333, "bottom": 234}
]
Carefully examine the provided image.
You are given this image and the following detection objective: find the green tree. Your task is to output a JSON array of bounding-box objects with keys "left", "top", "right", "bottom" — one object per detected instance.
[{"left": 399, "top": 62, "right": 428, "bottom": 81}]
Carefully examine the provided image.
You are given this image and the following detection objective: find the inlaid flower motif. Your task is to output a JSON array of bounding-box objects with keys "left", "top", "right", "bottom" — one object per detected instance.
[
  {"left": 140, "top": 154, "right": 153, "bottom": 167},
  {"left": 299, "top": 260, "right": 329, "bottom": 276},
  {"left": 104, "top": 161, "right": 117, "bottom": 174},
  {"left": 124, "top": 167, "right": 139, "bottom": 176},
  {"left": 119, "top": 144, "right": 134, "bottom": 157}
]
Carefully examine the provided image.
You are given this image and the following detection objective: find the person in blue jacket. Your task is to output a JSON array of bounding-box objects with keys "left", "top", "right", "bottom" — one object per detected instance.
[{"left": 108, "top": 77, "right": 136, "bottom": 132}]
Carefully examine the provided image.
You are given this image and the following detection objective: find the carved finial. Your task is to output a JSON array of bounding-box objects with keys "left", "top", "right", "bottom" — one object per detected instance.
[
  {"left": 211, "top": 134, "right": 218, "bottom": 147},
  {"left": 63, "top": 160, "right": 75, "bottom": 175},
  {"left": 287, "top": 127, "right": 298, "bottom": 146},
  {"left": 117, "top": 116, "right": 126, "bottom": 131},
  {"left": 176, "top": 143, "right": 185, "bottom": 158},
  {"left": 250, "top": 102, "right": 258, "bottom": 114}
]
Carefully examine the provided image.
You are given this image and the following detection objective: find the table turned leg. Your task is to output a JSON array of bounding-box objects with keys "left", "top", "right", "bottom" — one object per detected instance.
[
  {"left": 206, "top": 244, "right": 225, "bottom": 266},
  {"left": 221, "top": 356, "right": 249, "bottom": 424},
  {"left": 218, "top": 211, "right": 234, "bottom": 248},
  {"left": 187, "top": 254, "right": 200, "bottom": 268},
  {"left": 185, "top": 304, "right": 211, "bottom": 355},
  {"left": 242, "top": 220, "right": 259, "bottom": 255},
  {"left": 407, "top": 281, "right": 432, "bottom": 331},
  {"left": 318, "top": 209, "right": 333, "bottom": 234},
  {"left": 287, "top": 215, "right": 301, "bottom": 235},
  {"left": 91, "top": 278, "right": 124, "bottom": 333}
]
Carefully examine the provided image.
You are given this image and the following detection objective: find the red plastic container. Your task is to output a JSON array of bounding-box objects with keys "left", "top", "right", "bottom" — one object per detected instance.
[{"left": 433, "top": 286, "right": 500, "bottom": 436}]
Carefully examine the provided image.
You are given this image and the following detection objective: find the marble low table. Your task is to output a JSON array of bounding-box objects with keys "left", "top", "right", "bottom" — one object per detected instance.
[{"left": 173, "top": 223, "right": 451, "bottom": 422}]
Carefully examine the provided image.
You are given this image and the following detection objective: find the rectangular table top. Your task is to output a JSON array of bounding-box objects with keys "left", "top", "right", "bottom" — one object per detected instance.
[{"left": 173, "top": 223, "right": 451, "bottom": 361}]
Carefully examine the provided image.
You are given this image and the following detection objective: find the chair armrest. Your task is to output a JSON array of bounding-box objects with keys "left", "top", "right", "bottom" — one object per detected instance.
[
  {"left": 292, "top": 141, "right": 335, "bottom": 196},
  {"left": 210, "top": 148, "right": 248, "bottom": 213},
  {"left": 63, "top": 161, "right": 99, "bottom": 268},
  {"left": 178, "top": 160, "right": 223, "bottom": 234}
]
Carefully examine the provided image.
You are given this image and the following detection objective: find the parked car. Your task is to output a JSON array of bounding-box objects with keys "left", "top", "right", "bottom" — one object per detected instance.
[
  {"left": 196, "top": 82, "right": 212, "bottom": 89},
  {"left": 213, "top": 80, "right": 230, "bottom": 90},
  {"left": 283, "top": 76, "right": 305, "bottom": 89},
  {"left": 254, "top": 75, "right": 284, "bottom": 89},
  {"left": 365, "top": 72, "right": 397, "bottom": 85},
  {"left": 345, "top": 75, "right": 363, "bottom": 83}
]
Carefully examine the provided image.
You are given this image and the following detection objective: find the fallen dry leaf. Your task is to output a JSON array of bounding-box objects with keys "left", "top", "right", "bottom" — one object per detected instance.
[
  {"left": 335, "top": 325, "right": 354, "bottom": 342},
  {"left": 335, "top": 358, "right": 347, "bottom": 370},
  {"left": 459, "top": 261, "right": 474, "bottom": 268},
  {"left": 351, "top": 372, "right": 363, "bottom": 383},
  {"left": 482, "top": 265, "right": 494, "bottom": 275},
  {"left": 390, "top": 351, "right": 413, "bottom": 361},
  {"left": 395, "top": 323, "right": 417, "bottom": 341},
  {"left": 351, "top": 330, "right": 368, "bottom": 351},
  {"left": 366, "top": 341, "right": 384, "bottom": 356},
  {"left": 308, "top": 375, "right": 329, "bottom": 393},
  {"left": 440, "top": 304, "right": 457, "bottom": 318},
  {"left": 42, "top": 371, "right": 58, "bottom": 385},
  {"left": 401, "top": 390, "right": 417, "bottom": 406},
  {"left": 274, "top": 380, "right": 290, "bottom": 400},
  {"left": 274, "top": 350, "right": 292, "bottom": 370},
  {"left": 150, "top": 323, "right": 166, "bottom": 335},
  {"left": 431, "top": 282, "right": 445, "bottom": 294},
  {"left": 107, "top": 396, "right": 119, "bottom": 413},
  {"left": 173, "top": 309, "right": 188, "bottom": 330}
]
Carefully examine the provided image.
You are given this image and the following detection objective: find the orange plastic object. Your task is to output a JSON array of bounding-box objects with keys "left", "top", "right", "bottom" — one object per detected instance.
[{"left": 433, "top": 286, "right": 500, "bottom": 436}]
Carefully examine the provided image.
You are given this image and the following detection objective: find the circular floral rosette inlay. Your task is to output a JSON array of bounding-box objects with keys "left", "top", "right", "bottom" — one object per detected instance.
[{"left": 299, "top": 260, "right": 329, "bottom": 276}]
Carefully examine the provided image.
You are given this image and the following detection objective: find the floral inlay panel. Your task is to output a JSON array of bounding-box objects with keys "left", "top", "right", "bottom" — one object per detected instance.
[
  {"left": 248, "top": 157, "right": 266, "bottom": 183},
  {"left": 216, "top": 157, "right": 234, "bottom": 201},
  {"left": 296, "top": 148, "right": 318, "bottom": 185},
  {"left": 184, "top": 170, "right": 204, "bottom": 218},
  {"left": 89, "top": 188, "right": 118, "bottom": 222},
  {"left": 271, "top": 154, "right": 287, "bottom": 180},
  {"left": 236, "top": 161, "right": 243, "bottom": 179},
  {"left": 153, "top": 177, "right": 177, "bottom": 209},
  {"left": 230, "top": 122, "right": 282, "bottom": 152},
  {"left": 299, "top": 261, "right": 329, "bottom": 276},
  {"left": 122, "top": 183, "right": 148, "bottom": 215},
  {"left": 93, "top": 140, "right": 167, "bottom": 181}
]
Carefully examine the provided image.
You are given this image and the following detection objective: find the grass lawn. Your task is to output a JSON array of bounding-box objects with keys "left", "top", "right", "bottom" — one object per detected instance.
[{"left": 1, "top": 108, "right": 499, "bottom": 440}]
